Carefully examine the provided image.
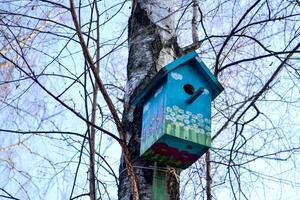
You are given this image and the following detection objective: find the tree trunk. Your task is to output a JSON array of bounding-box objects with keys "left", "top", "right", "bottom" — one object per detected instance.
[{"left": 118, "top": 1, "right": 179, "bottom": 199}]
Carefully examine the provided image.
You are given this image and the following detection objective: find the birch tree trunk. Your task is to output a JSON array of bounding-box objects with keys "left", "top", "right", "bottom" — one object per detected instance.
[{"left": 118, "top": 1, "right": 179, "bottom": 199}]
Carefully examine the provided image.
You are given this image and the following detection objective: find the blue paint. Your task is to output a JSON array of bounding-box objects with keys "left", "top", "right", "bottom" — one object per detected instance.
[{"left": 133, "top": 51, "right": 224, "bottom": 169}]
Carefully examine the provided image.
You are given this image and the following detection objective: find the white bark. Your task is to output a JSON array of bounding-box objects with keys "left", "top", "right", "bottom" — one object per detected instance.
[
  {"left": 139, "top": 0, "right": 175, "bottom": 70},
  {"left": 119, "top": 1, "right": 179, "bottom": 200},
  {"left": 125, "top": 0, "right": 175, "bottom": 107}
]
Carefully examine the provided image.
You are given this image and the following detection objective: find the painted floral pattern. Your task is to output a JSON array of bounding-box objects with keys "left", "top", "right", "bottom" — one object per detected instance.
[{"left": 165, "top": 105, "right": 211, "bottom": 135}]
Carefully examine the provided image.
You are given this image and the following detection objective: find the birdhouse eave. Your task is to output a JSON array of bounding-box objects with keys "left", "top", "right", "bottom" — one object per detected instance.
[{"left": 193, "top": 57, "right": 224, "bottom": 99}]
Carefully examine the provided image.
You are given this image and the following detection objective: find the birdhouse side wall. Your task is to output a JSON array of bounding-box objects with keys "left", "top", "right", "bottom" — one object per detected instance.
[{"left": 140, "top": 84, "right": 167, "bottom": 155}]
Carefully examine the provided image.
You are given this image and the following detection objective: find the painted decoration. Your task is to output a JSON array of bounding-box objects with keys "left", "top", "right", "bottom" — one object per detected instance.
[
  {"left": 140, "top": 85, "right": 165, "bottom": 154},
  {"left": 133, "top": 51, "right": 224, "bottom": 169}
]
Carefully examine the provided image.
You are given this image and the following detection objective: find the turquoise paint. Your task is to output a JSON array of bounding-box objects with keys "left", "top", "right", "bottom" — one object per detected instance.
[
  {"left": 140, "top": 84, "right": 167, "bottom": 155},
  {"left": 134, "top": 51, "right": 224, "bottom": 169}
]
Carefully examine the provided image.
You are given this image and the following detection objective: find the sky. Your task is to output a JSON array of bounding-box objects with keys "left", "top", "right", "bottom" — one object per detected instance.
[{"left": 1, "top": 0, "right": 300, "bottom": 199}]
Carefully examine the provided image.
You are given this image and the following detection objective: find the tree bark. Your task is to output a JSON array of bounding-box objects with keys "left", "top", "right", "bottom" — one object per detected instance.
[
  {"left": 118, "top": 1, "right": 179, "bottom": 199},
  {"left": 206, "top": 151, "right": 212, "bottom": 200}
]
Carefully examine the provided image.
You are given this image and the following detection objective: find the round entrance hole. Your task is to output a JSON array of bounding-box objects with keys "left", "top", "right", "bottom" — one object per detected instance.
[{"left": 183, "top": 84, "right": 195, "bottom": 95}]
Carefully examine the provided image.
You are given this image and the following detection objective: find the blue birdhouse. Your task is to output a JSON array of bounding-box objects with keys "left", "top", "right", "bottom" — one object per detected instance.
[{"left": 132, "top": 51, "right": 224, "bottom": 169}]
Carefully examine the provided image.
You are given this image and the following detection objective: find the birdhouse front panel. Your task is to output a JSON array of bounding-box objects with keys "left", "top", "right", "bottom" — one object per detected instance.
[{"left": 165, "top": 62, "right": 212, "bottom": 147}]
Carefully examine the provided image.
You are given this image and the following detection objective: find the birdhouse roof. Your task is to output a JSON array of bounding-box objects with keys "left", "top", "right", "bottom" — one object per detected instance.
[{"left": 132, "top": 51, "right": 224, "bottom": 105}]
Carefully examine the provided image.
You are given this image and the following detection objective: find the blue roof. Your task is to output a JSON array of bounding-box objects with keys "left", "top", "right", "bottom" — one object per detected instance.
[{"left": 132, "top": 51, "right": 224, "bottom": 105}]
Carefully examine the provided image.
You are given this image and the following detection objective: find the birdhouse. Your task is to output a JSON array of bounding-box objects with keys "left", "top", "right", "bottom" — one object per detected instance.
[{"left": 132, "top": 51, "right": 224, "bottom": 169}]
